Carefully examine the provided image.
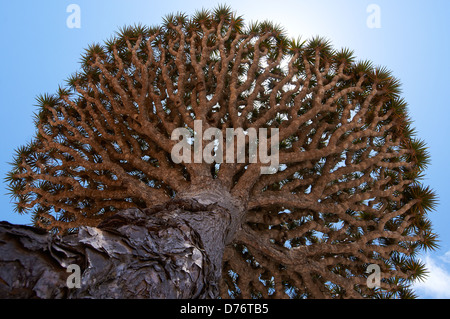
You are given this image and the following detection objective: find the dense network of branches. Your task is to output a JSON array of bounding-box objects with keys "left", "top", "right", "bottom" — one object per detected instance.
[{"left": 6, "top": 6, "right": 438, "bottom": 298}]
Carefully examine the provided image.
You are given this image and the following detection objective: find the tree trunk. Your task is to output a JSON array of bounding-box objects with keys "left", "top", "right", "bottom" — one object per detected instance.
[{"left": 0, "top": 188, "right": 244, "bottom": 299}]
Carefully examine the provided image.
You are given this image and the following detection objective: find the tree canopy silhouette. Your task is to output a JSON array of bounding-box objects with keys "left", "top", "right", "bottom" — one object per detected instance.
[{"left": 5, "top": 5, "right": 438, "bottom": 298}]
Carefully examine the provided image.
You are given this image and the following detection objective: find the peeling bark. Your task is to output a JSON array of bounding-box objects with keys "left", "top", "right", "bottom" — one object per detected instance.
[{"left": 0, "top": 197, "right": 237, "bottom": 299}]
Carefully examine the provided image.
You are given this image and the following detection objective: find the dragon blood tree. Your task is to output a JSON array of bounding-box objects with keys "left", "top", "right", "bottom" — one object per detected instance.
[{"left": 2, "top": 6, "right": 438, "bottom": 299}]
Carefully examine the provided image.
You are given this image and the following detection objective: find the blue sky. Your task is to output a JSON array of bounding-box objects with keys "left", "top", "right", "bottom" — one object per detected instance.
[{"left": 0, "top": 0, "right": 449, "bottom": 298}]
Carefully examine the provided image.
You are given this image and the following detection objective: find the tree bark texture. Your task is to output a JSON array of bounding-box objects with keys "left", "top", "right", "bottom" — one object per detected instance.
[{"left": 0, "top": 195, "right": 239, "bottom": 299}]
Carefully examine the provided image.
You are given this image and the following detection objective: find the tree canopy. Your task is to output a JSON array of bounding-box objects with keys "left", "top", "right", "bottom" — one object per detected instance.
[{"left": 6, "top": 5, "right": 438, "bottom": 298}]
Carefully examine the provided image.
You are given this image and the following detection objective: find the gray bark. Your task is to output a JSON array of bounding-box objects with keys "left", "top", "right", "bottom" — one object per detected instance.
[{"left": 0, "top": 196, "right": 241, "bottom": 299}]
